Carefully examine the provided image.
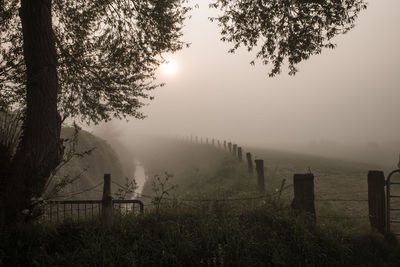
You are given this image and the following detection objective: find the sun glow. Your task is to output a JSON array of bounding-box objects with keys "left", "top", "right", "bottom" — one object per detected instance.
[{"left": 161, "top": 60, "right": 178, "bottom": 75}]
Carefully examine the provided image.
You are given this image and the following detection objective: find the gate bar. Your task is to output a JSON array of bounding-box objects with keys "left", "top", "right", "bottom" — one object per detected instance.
[{"left": 386, "top": 169, "right": 400, "bottom": 233}]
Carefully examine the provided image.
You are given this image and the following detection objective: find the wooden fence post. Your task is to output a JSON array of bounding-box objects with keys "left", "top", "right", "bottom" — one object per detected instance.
[
  {"left": 218, "top": 140, "right": 221, "bottom": 149},
  {"left": 238, "top": 147, "right": 242, "bottom": 162},
  {"left": 228, "top": 142, "right": 232, "bottom": 153},
  {"left": 102, "top": 173, "right": 113, "bottom": 228},
  {"left": 292, "top": 173, "right": 315, "bottom": 222},
  {"left": 368, "top": 170, "right": 386, "bottom": 234},
  {"left": 212, "top": 139, "right": 215, "bottom": 146},
  {"left": 233, "top": 144, "right": 237, "bottom": 156},
  {"left": 224, "top": 141, "right": 227, "bottom": 150},
  {"left": 278, "top": 179, "right": 286, "bottom": 198},
  {"left": 255, "top": 159, "right": 265, "bottom": 193},
  {"left": 246, "top": 152, "right": 253, "bottom": 174}
]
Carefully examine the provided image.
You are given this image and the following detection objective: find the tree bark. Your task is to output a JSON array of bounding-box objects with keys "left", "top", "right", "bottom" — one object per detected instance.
[{"left": 1, "top": 0, "right": 62, "bottom": 223}]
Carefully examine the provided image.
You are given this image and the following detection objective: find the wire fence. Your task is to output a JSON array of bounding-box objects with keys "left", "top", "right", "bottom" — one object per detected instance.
[
  {"left": 183, "top": 135, "right": 379, "bottom": 223},
  {"left": 112, "top": 180, "right": 291, "bottom": 203},
  {"left": 39, "top": 134, "right": 385, "bottom": 226},
  {"left": 40, "top": 175, "right": 370, "bottom": 224},
  {"left": 316, "top": 198, "right": 368, "bottom": 202},
  {"left": 48, "top": 182, "right": 104, "bottom": 200},
  {"left": 111, "top": 178, "right": 368, "bottom": 222},
  {"left": 108, "top": 167, "right": 370, "bottom": 221}
]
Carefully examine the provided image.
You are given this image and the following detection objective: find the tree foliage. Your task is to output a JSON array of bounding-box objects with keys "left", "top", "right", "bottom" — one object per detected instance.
[
  {"left": 0, "top": 0, "right": 191, "bottom": 123},
  {"left": 0, "top": 0, "right": 190, "bottom": 223},
  {"left": 210, "top": 0, "right": 367, "bottom": 76}
]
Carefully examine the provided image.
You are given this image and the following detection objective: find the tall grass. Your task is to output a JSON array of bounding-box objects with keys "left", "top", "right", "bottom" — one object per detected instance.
[
  {"left": 1, "top": 201, "right": 399, "bottom": 266},
  {"left": 2, "top": 138, "right": 400, "bottom": 266}
]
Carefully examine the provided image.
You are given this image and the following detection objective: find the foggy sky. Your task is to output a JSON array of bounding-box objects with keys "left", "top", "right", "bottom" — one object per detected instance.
[{"left": 92, "top": 0, "right": 400, "bottom": 164}]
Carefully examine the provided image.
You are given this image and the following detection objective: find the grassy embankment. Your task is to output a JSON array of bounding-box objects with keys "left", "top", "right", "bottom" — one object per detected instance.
[
  {"left": 1, "top": 137, "right": 400, "bottom": 266},
  {"left": 52, "top": 127, "right": 127, "bottom": 199}
]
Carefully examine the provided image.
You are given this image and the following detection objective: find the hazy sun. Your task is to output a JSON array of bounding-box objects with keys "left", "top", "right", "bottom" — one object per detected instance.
[{"left": 161, "top": 60, "right": 178, "bottom": 75}]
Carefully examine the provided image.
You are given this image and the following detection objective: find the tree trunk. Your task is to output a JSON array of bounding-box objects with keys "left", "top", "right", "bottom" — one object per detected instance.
[{"left": 1, "top": 0, "right": 62, "bottom": 223}]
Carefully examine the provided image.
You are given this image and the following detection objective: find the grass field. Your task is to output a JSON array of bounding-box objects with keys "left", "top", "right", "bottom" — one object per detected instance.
[
  {"left": 134, "top": 137, "right": 400, "bottom": 234},
  {"left": 2, "top": 136, "right": 400, "bottom": 266}
]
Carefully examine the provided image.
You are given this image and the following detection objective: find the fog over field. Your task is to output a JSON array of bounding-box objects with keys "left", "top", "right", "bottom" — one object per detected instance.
[
  {"left": 4, "top": 1, "right": 400, "bottom": 264},
  {"left": 92, "top": 0, "right": 400, "bottom": 167}
]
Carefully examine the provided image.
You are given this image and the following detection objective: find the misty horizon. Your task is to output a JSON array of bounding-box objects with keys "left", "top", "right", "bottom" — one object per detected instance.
[{"left": 83, "top": 0, "right": 400, "bottom": 168}]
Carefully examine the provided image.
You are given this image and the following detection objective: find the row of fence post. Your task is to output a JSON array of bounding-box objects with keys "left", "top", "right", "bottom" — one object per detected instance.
[
  {"left": 186, "top": 134, "right": 390, "bottom": 234},
  {"left": 187, "top": 135, "right": 269, "bottom": 194}
]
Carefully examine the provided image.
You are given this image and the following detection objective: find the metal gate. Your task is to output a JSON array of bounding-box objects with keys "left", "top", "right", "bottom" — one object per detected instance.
[
  {"left": 386, "top": 169, "right": 400, "bottom": 234},
  {"left": 43, "top": 199, "right": 144, "bottom": 222}
]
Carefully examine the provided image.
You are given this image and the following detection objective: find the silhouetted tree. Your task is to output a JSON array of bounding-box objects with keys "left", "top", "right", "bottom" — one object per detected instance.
[
  {"left": 210, "top": 0, "right": 367, "bottom": 76},
  {"left": 0, "top": 0, "right": 190, "bottom": 223}
]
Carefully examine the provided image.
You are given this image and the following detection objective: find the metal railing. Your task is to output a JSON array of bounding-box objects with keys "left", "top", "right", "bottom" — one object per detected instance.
[
  {"left": 386, "top": 169, "right": 400, "bottom": 234},
  {"left": 42, "top": 199, "right": 144, "bottom": 222}
]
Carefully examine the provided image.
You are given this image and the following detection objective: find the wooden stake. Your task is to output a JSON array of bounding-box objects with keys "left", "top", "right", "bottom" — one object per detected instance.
[
  {"left": 368, "top": 170, "right": 386, "bottom": 234},
  {"left": 238, "top": 147, "right": 242, "bottom": 161},
  {"left": 292, "top": 173, "right": 315, "bottom": 221},
  {"left": 102, "top": 174, "right": 113, "bottom": 228},
  {"left": 246, "top": 152, "right": 253, "bottom": 174},
  {"left": 255, "top": 159, "right": 265, "bottom": 193}
]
